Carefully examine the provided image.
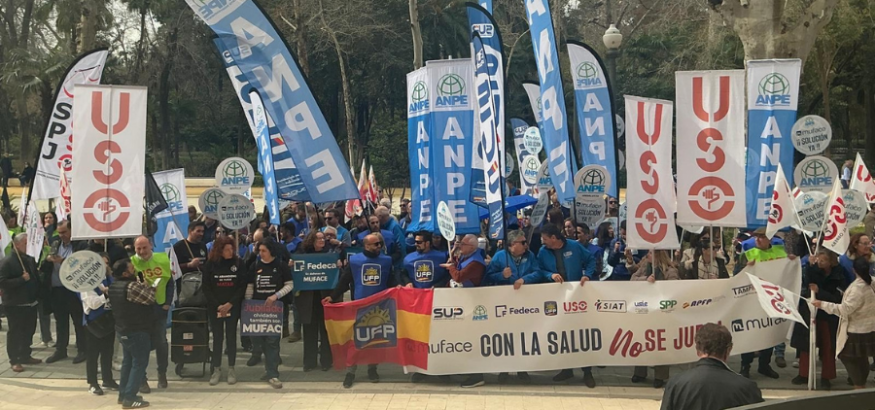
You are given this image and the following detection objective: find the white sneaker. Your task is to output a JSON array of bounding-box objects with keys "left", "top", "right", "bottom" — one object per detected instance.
[
  {"left": 268, "top": 378, "right": 282, "bottom": 389},
  {"left": 792, "top": 360, "right": 799, "bottom": 368},
  {"left": 113, "top": 362, "right": 122, "bottom": 372},
  {"left": 227, "top": 367, "right": 237, "bottom": 385},
  {"left": 209, "top": 368, "right": 221, "bottom": 386}
]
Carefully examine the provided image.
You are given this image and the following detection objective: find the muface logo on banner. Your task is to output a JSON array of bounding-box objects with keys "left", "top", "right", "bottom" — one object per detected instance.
[
  {"left": 33, "top": 49, "right": 109, "bottom": 201},
  {"left": 215, "top": 157, "right": 254, "bottom": 194},
  {"left": 70, "top": 85, "right": 146, "bottom": 240},
  {"left": 217, "top": 193, "right": 255, "bottom": 231},
  {"left": 842, "top": 189, "right": 868, "bottom": 227},
  {"left": 675, "top": 71, "right": 746, "bottom": 227},
  {"left": 568, "top": 42, "right": 618, "bottom": 198},
  {"left": 624, "top": 96, "right": 679, "bottom": 249},
  {"left": 745, "top": 60, "right": 802, "bottom": 227},
  {"left": 794, "top": 155, "right": 838, "bottom": 194},
  {"left": 794, "top": 190, "right": 828, "bottom": 232},
  {"left": 525, "top": 0, "right": 576, "bottom": 203},
  {"left": 406, "top": 68, "right": 435, "bottom": 233},
  {"left": 152, "top": 169, "right": 188, "bottom": 252},
  {"left": 791, "top": 115, "right": 831, "bottom": 155},
  {"left": 427, "top": 60, "right": 481, "bottom": 234}
]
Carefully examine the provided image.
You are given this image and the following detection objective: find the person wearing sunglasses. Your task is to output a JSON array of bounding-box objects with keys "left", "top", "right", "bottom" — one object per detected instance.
[
  {"left": 681, "top": 235, "right": 729, "bottom": 280},
  {"left": 401, "top": 231, "right": 449, "bottom": 290},
  {"left": 320, "top": 209, "right": 351, "bottom": 247},
  {"left": 324, "top": 233, "right": 395, "bottom": 388}
]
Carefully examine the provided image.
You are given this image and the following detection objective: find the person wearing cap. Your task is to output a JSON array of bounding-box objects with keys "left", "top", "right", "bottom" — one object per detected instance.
[{"left": 737, "top": 226, "right": 796, "bottom": 378}]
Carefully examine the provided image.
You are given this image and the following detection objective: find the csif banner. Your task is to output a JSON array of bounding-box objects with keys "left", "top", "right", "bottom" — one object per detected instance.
[
  {"left": 406, "top": 67, "right": 435, "bottom": 233},
  {"left": 525, "top": 0, "right": 576, "bottom": 203},
  {"left": 213, "top": 38, "right": 309, "bottom": 202},
  {"left": 567, "top": 41, "right": 619, "bottom": 198},
  {"left": 152, "top": 168, "right": 188, "bottom": 252},
  {"left": 472, "top": 33, "right": 505, "bottom": 240},
  {"left": 625, "top": 96, "right": 679, "bottom": 250},
  {"left": 251, "top": 90, "right": 281, "bottom": 226},
  {"left": 70, "top": 85, "right": 146, "bottom": 240},
  {"left": 745, "top": 59, "right": 801, "bottom": 228},
  {"left": 675, "top": 70, "right": 747, "bottom": 227},
  {"left": 187, "top": 0, "right": 357, "bottom": 203},
  {"left": 32, "top": 48, "right": 109, "bottom": 202}
]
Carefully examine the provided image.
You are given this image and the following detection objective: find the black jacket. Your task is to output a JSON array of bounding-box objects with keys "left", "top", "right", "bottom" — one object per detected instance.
[
  {"left": 202, "top": 257, "right": 246, "bottom": 310},
  {"left": 0, "top": 250, "right": 41, "bottom": 306},
  {"left": 108, "top": 278, "right": 155, "bottom": 334},
  {"left": 790, "top": 264, "right": 845, "bottom": 351},
  {"left": 660, "top": 358, "right": 762, "bottom": 410}
]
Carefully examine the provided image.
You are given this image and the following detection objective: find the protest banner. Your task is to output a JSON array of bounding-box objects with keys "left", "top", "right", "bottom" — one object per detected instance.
[
  {"left": 215, "top": 157, "right": 254, "bottom": 195},
  {"left": 794, "top": 155, "right": 838, "bottom": 194},
  {"left": 198, "top": 187, "right": 226, "bottom": 220},
  {"left": 60, "top": 251, "right": 107, "bottom": 293},
  {"left": 791, "top": 115, "right": 831, "bottom": 155},
  {"left": 292, "top": 253, "right": 341, "bottom": 291},
  {"left": 241, "top": 299, "right": 284, "bottom": 336},
  {"left": 152, "top": 169, "right": 188, "bottom": 252},
  {"left": 794, "top": 190, "right": 828, "bottom": 232},
  {"left": 217, "top": 194, "right": 255, "bottom": 231}
]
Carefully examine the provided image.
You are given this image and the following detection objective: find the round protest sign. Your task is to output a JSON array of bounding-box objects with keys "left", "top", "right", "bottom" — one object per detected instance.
[
  {"left": 523, "top": 127, "right": 542, "bottom": 154},
  {"left": 60, "top": 250, "right": 107, "bottom": 293},
  {"left": 505, "top": 153, "right": 515, "bottom": 176},
  {"left": 618, "top": 201, "right": 627, "bottom": 221},
  {"left": 536, "top": 160, "right": 553, "bottom": 193},
  {"left": 217, "top": 194, "right": 256, "bottom": 230},
  {"left": 616, "top": 114, "right": 625, "bottom": 139},
  {"left": 530, "top": 193, "right": 550, "bottom": 227},
  {"left": 794, "top": 155, "right": 838, "bottom": 194},
  {"left": 574, "top": 165, "right": 612, "bottom": 198},
  {"left": 436, "top": 201, "right": 456, "bottom": 240},
  {"left": 794, "top": 190, "right": 828, "bottom": 232},
  {"left": 678, "top": 224, "right": 705, "bottom": 234},
  {"left": 574, "top": 196, "right": 606, "bottom": 227},
  {"left": 618, "top": 150, "right": 625, "bottom": 170},
  {"left": 521, "top": 156, "right": 541, "bottom": 185},
  {"left": 215, "top": 157, "right": 255, "bottom": 194},
  {"left": 198, "top": 187, "right": 226, "bottom": 220},
  {"left": 842, "top": 189, "right": 868, "bottom": 227},
  {"left": 791, "top": 115, "right": 831, "bottom": 155}
]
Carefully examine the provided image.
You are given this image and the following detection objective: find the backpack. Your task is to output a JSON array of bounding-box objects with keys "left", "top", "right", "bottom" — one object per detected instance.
[{"left": 177, "top": 272, "right": 207, "bottom": 308}]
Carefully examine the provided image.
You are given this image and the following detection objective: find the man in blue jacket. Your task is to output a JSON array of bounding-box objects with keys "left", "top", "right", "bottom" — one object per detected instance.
[
  {"left": 401, "top": 231, "right": 449, "bottom": 289},
  {"left": 376, "top": 206, "right": 406, "bottom": 269},
  {"left": 536, "top": 224, "right": 598, "bottom": 388}
]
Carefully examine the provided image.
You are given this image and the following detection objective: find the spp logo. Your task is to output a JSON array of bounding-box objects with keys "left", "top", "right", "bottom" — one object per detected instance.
[
  {"left": 413, "top": 261, "right": 434, "bottom": 283},
  {"left": 472, "top": 23, "right": 494, "bottom": 38},
  {"left": 575, "top": 62, "right": 602, "bottom": 88},
  {"left": 408, "top": 80, "right": 429, "bottom": 113},
  {"left": 361, "top": 264, "right": 382, "bottom": 286},
  {"left": 595, "top": 300, "right": 626, "bottom": 313},
  {"left": 562, "top": 301, "right": 588, "bottom": 314},
  {"left": 435, "top": 74, "right": 467, "bottom": 107},
  {"left": 472, "top": 305, "right": 488, "bottom": 321},
  {"left": 354, "top": 300, "right": 397, "bottom": 349},
  {"left": 659, "top": 300, "right": 677, "bottom": 312},
  {"left": 432, "top": 307, "right": 464, "bottom": 320},
  {"left": 544, "top": 301, "right": 558, "bottom": 316},
  {"left": 683, "top": 299, "right": 712, "bottom": 309},
  {"left": 755, "top": 73, "right": 791, "bottom": 106}
]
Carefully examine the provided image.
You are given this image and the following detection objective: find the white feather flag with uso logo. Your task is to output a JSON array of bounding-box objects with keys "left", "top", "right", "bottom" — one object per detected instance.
[
  {"left": 765, "top": 164, "right": 800, "bottom": 239},
  {"left": 822, "top": 179, "right": 849, "bottom": 255}
]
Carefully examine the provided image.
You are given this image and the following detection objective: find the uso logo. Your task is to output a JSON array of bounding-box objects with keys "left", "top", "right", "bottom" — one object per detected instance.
[
  {"left": 632, "top": 101, "right": 669, "bottom": 243},
  {"left": 83, "top": 91, "right": 132, "bottom": 233}
]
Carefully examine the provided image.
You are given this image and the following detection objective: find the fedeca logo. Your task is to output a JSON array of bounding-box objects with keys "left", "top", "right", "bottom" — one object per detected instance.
[
  {"left": 595, "top": 300, "right": 626, "bottom": 313},
  {"left": 408, "top": 81, "right": 429, "bottom": 113},
  {"left": 755, "top": 73, "right": 791, "bottom": 107},
  {"left": 495, "top": 305, "right": 541, "bottom": 318},
  {"left": 435, "top": 74, "right": 468, "bottom": 107},
  {"left": 575, "top": 62, "right": 602, "bottom": 88}
]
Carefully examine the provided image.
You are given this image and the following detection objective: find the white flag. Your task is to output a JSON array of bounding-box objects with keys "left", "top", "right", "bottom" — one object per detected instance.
[
  {"left": 746, "top": 273, "right": 806, "bottom": 326},
  {"left": 822, "top": 179, "right": 850, "bottom": 254},
  {"left": 766, "top": 164, "right": 801, "bottom": 239},
  {"left": 850, "top": 152, "right": 875, "bottom": 203},
  {"left": 16, "top": 188, "right": 27, "bottom": 228},
  {"left": 25, "top": 201, "right": 45, "bottom": 261},
  {"left": 0, "top": 215, "right": 10, "bottom": 258},
  {"left": 168, "top": 246, "right": 183, "bottom": 281}
]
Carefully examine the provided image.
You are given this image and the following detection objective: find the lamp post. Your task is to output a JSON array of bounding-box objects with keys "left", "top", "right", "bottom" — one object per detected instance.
[{"left": 602, "top": 24, "right": 623, "bottom": 100}]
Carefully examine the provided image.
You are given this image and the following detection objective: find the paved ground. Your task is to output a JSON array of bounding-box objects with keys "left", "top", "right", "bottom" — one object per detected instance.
[{"left": 0, "top": 319, "right": 855, "bottom": 409}]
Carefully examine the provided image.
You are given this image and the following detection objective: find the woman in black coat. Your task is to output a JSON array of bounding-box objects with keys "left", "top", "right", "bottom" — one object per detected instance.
[
  {"left": 202, "top": 236, "right": 246, "bottom": 385},
  {"left": 790, "top": 249, "right": 845, "bottom": 388}
]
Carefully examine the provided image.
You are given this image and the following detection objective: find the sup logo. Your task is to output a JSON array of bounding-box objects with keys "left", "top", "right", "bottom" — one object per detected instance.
[
  {"left": 409, "top": 81, "right": 429, "bottom": 113},
  {"left": 159, "top": 183, "right": 183, "bottom": 211},
  {"left": 221, "top": 160, "right": 250, "bottom": 185},
  {"left": 354, "top": 300, "right": 397, "bottom": 349},
  {"left": 575, "top": 62, "right": 602, "bottom": 88},
  {"left": 756, "top": 73, "right": 791, "bottom": 106},
  {"left": 436, "top": 74, "right": 467, "bottom": 107}
]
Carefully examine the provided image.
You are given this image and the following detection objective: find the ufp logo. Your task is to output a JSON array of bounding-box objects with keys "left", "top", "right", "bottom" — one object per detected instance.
[
  {"left": 575, "top": 62, "right": 602, "bottom": 88},
  {"left": 472, "top": 23, "right": 494, "bottom": 38},
  {"left": 755, "top": 73, "right": 791, "bottom": 106},
  {"left": 361, "top": 264, "right": 382, "bottom": 286},
  {"left": 221, "top": 160, "right": 250, "bottom": 186},
  {"left": 544, "top": 301, "right": 558, "bottom": 316},
  {"left": 159, "top": 183, "right": 183, "bottom": 211},
  {"left": 413, "top": 260, "right": 433, "bottom": 282},
  {"left": 409, "top": 81, "right": 429, "bottom": 113},
  {"left": 436, "top": 74, "right": 467, "bottom": 107},
  {"left": 354, "top": 300, "right": 397, "bottom": 349}
]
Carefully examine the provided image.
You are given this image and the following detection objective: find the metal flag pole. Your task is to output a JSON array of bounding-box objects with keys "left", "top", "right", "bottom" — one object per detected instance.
[{"left": 808, "top": 290, "right": 817, "bottom": 390}]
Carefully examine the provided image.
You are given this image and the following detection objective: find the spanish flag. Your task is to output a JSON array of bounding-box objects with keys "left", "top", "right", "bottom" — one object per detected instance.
[{"left": 324, "top": 287, "right": 433, "bottom": 370}]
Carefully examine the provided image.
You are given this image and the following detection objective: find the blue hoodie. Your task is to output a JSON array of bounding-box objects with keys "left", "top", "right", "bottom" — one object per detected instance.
[
  {"left": 536, "top": 239, "right": 597, "bottom": 282},
  {"left": 485, "top": 250, "right": 544, "bottom": 285},
  {"left": 382, "top": 217, "right": 407, "bottom": 268}
]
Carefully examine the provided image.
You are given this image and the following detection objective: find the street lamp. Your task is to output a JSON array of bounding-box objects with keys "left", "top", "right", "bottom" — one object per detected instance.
[{"left": 602, "top": 24, "right": 623, "bottom": 97}]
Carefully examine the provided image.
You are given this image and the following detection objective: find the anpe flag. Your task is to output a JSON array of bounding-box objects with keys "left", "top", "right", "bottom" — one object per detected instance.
[{"left": 323, "top": 287, "right": 433, "bottom": 370}]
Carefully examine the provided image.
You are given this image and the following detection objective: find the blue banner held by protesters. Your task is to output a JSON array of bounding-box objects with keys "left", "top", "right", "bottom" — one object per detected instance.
[
  {"left": 472, "top": 34, "right": 505, "bottom": 240},
  {"left": 406, "top": 67, "right": 436, "bottom": 233},
  {"left": 291, "top": 253, "right": 341, "bottom": 291},
  {"left": 250, "top": 90, "right": 280, "bottom": 226},
  {"left": 188, "top": 0, "right": 357, "bottom": 203}
]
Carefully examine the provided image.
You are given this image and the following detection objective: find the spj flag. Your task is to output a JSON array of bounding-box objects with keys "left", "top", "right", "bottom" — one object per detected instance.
[{"left": 324, "top": 287, "right": 433, "bottom": 370}]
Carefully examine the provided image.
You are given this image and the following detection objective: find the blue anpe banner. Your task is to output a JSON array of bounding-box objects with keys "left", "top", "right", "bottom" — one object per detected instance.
[
  {"left": 524, "top": 0, "right": 576, "bottom": 203},
  {"left": 250, "top": 90, "right": 280, "bottom": 226},
  {"left": 472, "top": 34, "right": 505, "bottom": 239},
  {"left": 189, "top": 0, "right": 357, "bottom": 203},
  {"left": 407, "top": 67, "right": 435, "bottom": 233}
]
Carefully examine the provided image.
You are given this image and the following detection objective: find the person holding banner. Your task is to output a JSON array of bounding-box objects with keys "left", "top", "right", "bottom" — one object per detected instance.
[
  {"left": 0, "top": 233, "right": 42, "bottom": 373},
  {"left": 244, "top": 240, "right": 294, "bottom": 389},
  {"left": 790, "top": 249, "right": 845, "bottom": 389},
  {"left": 402, "top": 231, "right": 450, "bottom": 290},
  {"left": 325, "top": 233, "right": 394, "bottom": 388},
  {"left": 43, "top": 220, "right": 88, "bottom": 365},
  {"left": 80, "top": 252, "right": 118, "bottom": 395},
  {"left": 296, "top": 231, "right": 341, "bottom": 372},
  {"left": 202, "top": 237, "right": 247, "bottom": 386},
  {"left": 813, "top": 257, "right": 875, "bottom": 389},
  {"left": 108, "top": 259, "right": 154, "bottom": 409},
  {"left": 631, "top": 250, "right": 679, "bottom": 388},
  {"left": 536, "top": 224, "right": 598, "bottom": 387},
  {"left": 130, "top": 236, "right": 174, "bottom": 390}
]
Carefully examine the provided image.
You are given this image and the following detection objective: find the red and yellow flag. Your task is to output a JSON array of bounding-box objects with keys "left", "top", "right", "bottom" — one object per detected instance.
[{"left": 323, "top": 287, "right": 433, "bottom": 370}]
